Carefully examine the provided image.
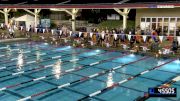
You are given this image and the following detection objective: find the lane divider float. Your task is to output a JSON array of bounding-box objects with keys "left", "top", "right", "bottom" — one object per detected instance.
[
  {"left": 78, "top": 58, "right": 177, "bottom": 101},
  {"left": 0, "top": 52, "right": 131, "bottom": 93},
  {"left": 17, "top": 55, "right": 150, "bottom": 101},
  {"left": 0, "top": 50, "right": 109, "bottom": 79},
  {"left": 0, "top": 48, "right": 93, "bottom": 71}
]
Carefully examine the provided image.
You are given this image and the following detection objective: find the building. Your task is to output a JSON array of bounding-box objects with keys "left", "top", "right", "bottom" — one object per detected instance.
[
  {"left": 136, "top": 7, "right": 180, "bottom": 36},
  {"left": 13, "top": 14, "right": 39, "bottom": 28},
  {"left": 1, "top": 0, "right": 180, "bottom": 32}
]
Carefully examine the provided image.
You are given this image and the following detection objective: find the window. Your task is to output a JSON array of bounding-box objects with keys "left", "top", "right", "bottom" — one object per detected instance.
[
  {"left": 140, "top": 17, "right": 180, "bottom": 36},
  {"left": 169, "top": 18, "right": 176, "bottom": 35},
  {"left": 158, "top": 18, "right": 162, "bottom": 23},
  {"left": 147, "top": 18, "right": 150, "bottom": 22},
  {"left": 164, "top": 18, "right": 169, "bottom": 22},
  {"left": 177, "top": 18, "right": 180, "bottom": 29},
  {"left": 152, "top": 18, "right": 156, "bottom": 22},
  {"left": 141, "top": 18, "right": 145, "bottom": 22}
]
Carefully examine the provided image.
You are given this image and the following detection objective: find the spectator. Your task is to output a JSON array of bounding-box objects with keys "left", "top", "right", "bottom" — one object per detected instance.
[
  {"left": 172, "top": 39, "right": 178, "bottom": 53},
  {"left": 62, "top": 25, "right": 68, "bottom": 36},
  {"left": 29, "top": 25, "right": 32, "bottom": 32},
  {"left": 9, "top": 27, "right": 15, "bottom": 38}
]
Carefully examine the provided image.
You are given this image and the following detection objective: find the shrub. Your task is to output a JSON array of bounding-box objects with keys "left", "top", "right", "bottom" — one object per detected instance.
[{"left": 97, "top": 20, "right": 135, "bottom": 30}]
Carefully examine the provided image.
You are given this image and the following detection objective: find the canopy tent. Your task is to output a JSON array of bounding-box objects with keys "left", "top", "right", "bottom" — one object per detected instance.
[{"left": 14, "top": 14, "right": 39, "bottom": 28}]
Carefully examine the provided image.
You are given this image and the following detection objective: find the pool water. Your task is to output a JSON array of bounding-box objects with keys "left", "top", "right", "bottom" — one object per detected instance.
[{"left": 0, "top": 42, "right": 179, "bottom": 101}]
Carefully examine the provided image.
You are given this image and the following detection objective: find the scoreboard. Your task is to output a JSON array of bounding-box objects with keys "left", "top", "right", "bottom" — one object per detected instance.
[{"left": 148, "top": 88, "right": 177, "bottom": 97}]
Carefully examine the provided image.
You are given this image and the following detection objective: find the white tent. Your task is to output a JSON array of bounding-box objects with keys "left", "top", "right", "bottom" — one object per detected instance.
[{"left": 14, "top": 14, "right": 39, "bottom": 29}]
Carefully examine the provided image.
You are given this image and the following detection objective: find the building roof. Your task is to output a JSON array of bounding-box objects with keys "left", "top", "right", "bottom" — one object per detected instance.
[
  {"left": 14, "top": 14, "right": 36, "bottom": 22},
  {"left": 0, "top": 0, "right": 180, "bottom": 8},
  {"left": 0, "top": 0, "right": 179, "bottom": 4}
]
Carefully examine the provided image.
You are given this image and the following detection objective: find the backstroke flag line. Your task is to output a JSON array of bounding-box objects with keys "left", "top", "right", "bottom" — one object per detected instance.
[
  {"left": 114, "top": 34, "right": 117, "bottom": 40},
  {"left": 177, "top": 36, "right": 180, "bottom": 45},
  {"left": 159, "top": 36, "right": 164, "bottom": 43},
  {"left": 90, "top": 32, "right": 93, "bottom": 38},
  {"left": 128, "top": 35, "right": 131, "bottom": 41},
  {"left": 143, "top": 35, "right": 147, "bottom": 42}
]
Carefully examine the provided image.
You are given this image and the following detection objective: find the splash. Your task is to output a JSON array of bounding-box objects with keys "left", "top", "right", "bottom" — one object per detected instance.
[
  {"left": 52, "top": 59, "right": 62, "bottom": 79},
  {"left": 106, "top": 71, "right": 114, "bottom": 87},
  {"left": 6, "top": 45, "right": 12, "bottom": 57},
  {"left": 17, "top": 49, "right": 24, "bottom": 71},
  {"left": 36, "top": 51, "right": 40, "bottom": 62}
]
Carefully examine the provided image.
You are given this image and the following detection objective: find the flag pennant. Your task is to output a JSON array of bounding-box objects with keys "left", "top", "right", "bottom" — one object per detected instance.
[
  {"left": 79, "top": 32, "right": 82, "bottom": 37},
  {"left": 20, "top": 26, "right": 23, "bottom": 31},
  {"left": 60, "top": 30, "right": 62, "bottom": 35},
  {"left": 70, "top": 31, "right": 72, "bottom": 36},
  {"left": 142, "top": 35, "right": 147, "bottom": 42},
  {"left": 43, "top": 29, "right": 45, "bottom": 33},
  {"left": 101, "top": 33, "right": 105, "bottom": 39},
  {"left": 177, "top": 36, "right": 180, "bottom": 45},
  {"left": 128, "top": 35, "right": 131, "bottom": 41},
  {"left": 90, "top": 32, "right": 93, "bottom": 38},
  {"left": 90, "top": 41, "right": 93, "bottom": 46},
  {"left": 27, "top": 27, "right": 30, "bottom": 32},
  {"left": 159, "top": 36, "right": 164, "bottom": 42},
  {"left": 35, "top": 28, "right": 38, "bottom": 33},
  {"left": 51, "top": 29, "right": 54, "bottom": 34},
  {"left": 114, "top": 34, "right": 117, "bottom": 40}
]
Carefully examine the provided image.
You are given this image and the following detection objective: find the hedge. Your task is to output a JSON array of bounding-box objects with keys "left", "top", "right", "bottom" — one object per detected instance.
[{"left": 97, "top": 20, "right": 135, "bottom": 30}]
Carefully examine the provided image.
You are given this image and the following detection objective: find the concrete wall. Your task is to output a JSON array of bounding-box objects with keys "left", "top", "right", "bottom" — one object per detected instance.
[{"left": 136, "top": 8, "right": 180, "bottom": 27}]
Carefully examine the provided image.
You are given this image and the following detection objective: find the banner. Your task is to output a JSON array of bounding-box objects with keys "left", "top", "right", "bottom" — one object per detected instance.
[
  {"left": 159, "top": 36, "right": 164, "bottom": 42},
  {"left": 114, "top": 34, "right": 117, "bottom": 40},
  {"left": 79, "top": 32, "right": 82, "bottom": 37},
  {"left": 142, "top": 35, "right": 147, "bottom": 42},
  {"left": 90, "top": 32, "right": 93, "bottom": 38},
  {"left": 128, "top": 35, "right": 131, "bottom": 41}
]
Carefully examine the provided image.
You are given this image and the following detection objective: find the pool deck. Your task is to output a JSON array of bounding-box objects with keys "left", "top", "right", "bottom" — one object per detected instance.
[{"left": 0, "top": 38, "right": 28, "bottom": 43}]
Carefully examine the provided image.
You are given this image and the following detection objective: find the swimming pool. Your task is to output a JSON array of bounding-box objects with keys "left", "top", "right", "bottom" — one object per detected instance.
[{"left": 0, "top": 42, "right": 179, "bottom": 101}]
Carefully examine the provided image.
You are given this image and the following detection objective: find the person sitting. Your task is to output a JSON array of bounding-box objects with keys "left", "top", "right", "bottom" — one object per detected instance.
[
  {"left": 121, "top": 43, "right": 129, "bottom": 50},
  {"left": 155, "top": 50, "right": 162, "bottom": 58},
  {"left": 9, "top": 27, "right": 15, "bottom": 38},
  {"left": 140, "top": 46, "right": 150, "bottom": 52},
  {"left": 130, "top": 45, "right": 139, "bottom": 53},
  {"left": 1, "top": 33, "right": 4, "bottom": 39},
  {"left": 162, "top": 46, "right": 172, "bottom": 55},
  {"left": 100, "top": 30, "right": 105, "bottom": 47},
  {"left": 0, "top": 23, "right": 4, "bottom": 29},
  {"left": 129, "top": 36, "right": 135, "bottom": 48},
  {"left": 113, "top": 33, "right": 118, "bottom": 47}
]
